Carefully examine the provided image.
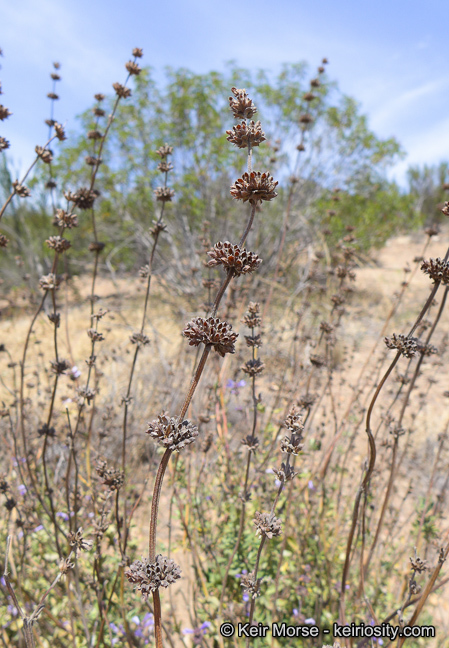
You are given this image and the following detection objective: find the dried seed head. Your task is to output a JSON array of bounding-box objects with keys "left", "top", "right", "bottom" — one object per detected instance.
[
  {"left": 87, "top": 130, "right": 103, "bottom": 140},
  {"left": 125, "top": 555, "right": 181, "bottom": 598},
  {"left": 207, "top": 241, "right": 262, "bottom": 276},
  {"left": 77, "top": 386, "right": 96, "bottom": 404},
  {"left": 139, "top": 264, "right": 150, "bottom": 278},
  {"left": 226, "top": 120, "right": 266, "bottom": 148},
  {"left": 112, "top": 82, "right": 131, "bottom": 98},
  {"left": 228, "top": 87, "right": 257, "bottom": 120},
  {"left": 157, "top": 161, "right": 173, "bottom": 173},
  {"left": 410, "top": 554, "right": 429, "bottom": 573},
  {"left": 241, "top": 434, "right": 259, "bottom": 452},
  {"left": 150, "top": 220, "right": 168, "bottom": 237},
  {"left": 39, "top": 273, "right": 60, "bottom": 291},
  {"left": 425, "top": 225, "right": 440, "bottom": 237},
  {"left": 154, "top": 187, "right": 175, "bottom": 202},
  {"left": 96, "top": 460, "right": 125, "bottom": 491},
  {"left": 129, "top": 332, "right": 150, "bottom": 346},
  {"left": 54, "top": 209, "right": 78, "bottom": 229},
  {"left": 68, "top": 527, "right": 92, "bottom": 555},
  {"left": 35, "top": 146, "right": 53, "bottom": 164},
  {"left": 273, "top": 462, "right": 297, "bottom": 483},
  {"left": 421, "top": 258, "right": 449, "bottom": 285},
  {"left": 94, "top": 93, "right": 105, "bottom": 102},
  {"left": 85, "top": 156, "right": 102, "bottom": 167},
  {"left": 50, "top": 359, "right": 70, "bottom": 375},
  {"left": 87, "top": 328, "right": 104, "bottom": 342},
  {"left": 156, "top": 144, "right": 173, "bottom": 158},
  {"left": 240, "top": 571, "right": 262, "bottom": 599},
  {"left": 46, "top": 179, "right": 57, "bottom": 190},
  {"left": 59, "top": 557, "right": 75, "bottom": 575},
  {"left": 310, "top": 353, "right": 326, "bottom": 368},
  {"left": 0, "top": 234, "right": 9, "bottom": 247},
  {"left": 284, "top": 407, "right": 304, "bottom": 434},
  {"left": 441, "top": 201, "right": 449, "bottom": 216},
  {"left": 416, "top": 341, "right": 438, "bottom": 356},
  {"left": 310, "top": 78, "right": 320, "bottom": 88},
  {"left": 242, "top": 302, "right": 261, "bottom": 328},
  {"left": 230, "top": 171, "right": 278, "bottom": 204},
  {"left": 241, "top": 358, "right": 265, "bottom": 376},
  {"left": 51, "top": 73, "right": 61, "bottom": 81},
  {"left": 88, "top": 241, "right": 106, "bottom": 252},
  {"left": 66, "top": 187, "right": 98, "bottom": 210},
  {"left": 48, "top": 312, "right": 60, "bottom": 327},
  {"left": 253, "top": 511, "right": 282, "bottom": 539},
  {"left": 385, "top": 334, "right": 418, "bottom": 358},
  {"left": 54, "top": 123, "right": 66, "bottom": 140},
  {"left": 0, "top": 137, "right": 10, "bottom": 150},
  {"left": 183, "top": 317, "right": 238, "bottom": 356},
  {"left": 125, "top": 61, "right": 141, "bottom": 75},
  {"left": 132, "top": 47, "right": 143, "bottom": 58},
  {"left": 244, "top": 333, "right": 262, "bottom": 348},
  {"left": 93, "top": 107, "right": 105, "bottom": 117},
  {"left": 12, "top": 181, "right": 31, "bottom": 198},
  {"left": 299, "top": 113, "right": 313, "bottom": 125},
  {"left": 47, "top": 92, "right": 59, "bottom": 100},
  {"left": 46, "top": 236, "right": 71, "bottom": 253},
  {"left": 37, "top": 423, "right": 56, "bottom": 437},
  {"left": 146, "top": 413, "right": 199, "bottom": 452},
  {"left": 320, "top": 321, "right": 334, "bottom": 334},
  {"left": 0, "top": 105, "right": 12, "bottom": 120},
  {"left": 303, "top": 92, "right": 317, "bottom": 102},
  {"left": 281, "top": 433, "right": 303, "bottom": 455}
]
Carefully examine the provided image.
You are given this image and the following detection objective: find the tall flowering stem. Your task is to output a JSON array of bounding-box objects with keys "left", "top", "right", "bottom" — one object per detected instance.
[{"left": 129, "top": 86, "right": 277, "bottom": 648}]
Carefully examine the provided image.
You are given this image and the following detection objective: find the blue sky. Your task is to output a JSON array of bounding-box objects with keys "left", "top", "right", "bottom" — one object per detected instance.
[{"left": 1, "top": 0, "right": 448, "bottom": 186}]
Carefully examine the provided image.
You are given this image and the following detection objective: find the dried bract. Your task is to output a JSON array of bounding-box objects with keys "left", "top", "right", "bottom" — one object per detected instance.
[
  {"left": 96, "top": 461, "right": 125, "bottom": 491},
  {"left": 68, "top": 527, "right": 92, "bottom": 555},
  {"left": 66, "top": 187, "right": 98, "bottom": 210},
  {"left": 284, "top": 407, "right": 304, "bottom": 434},
  {"left": 50, "top": 359, "right": 70, "bottom": 375},
  {"left": 54, "top": 122, "right": 66, "bottom": 140},
  {"left": 0, "top": 105, "right": 12, "bottom": 120},
  {"left": 55, "top": 209, "right": 78, "bottom": 229},
  {"left": 0, "top": 137, "right": 10, "bottom": 150}
]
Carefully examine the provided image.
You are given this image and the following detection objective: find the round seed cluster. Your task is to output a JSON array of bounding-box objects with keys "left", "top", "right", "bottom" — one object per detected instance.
[
  {"left": 226, "top": 120, "right": 266, "bottom": 148},
  {"left": 154, "top": 187, "right": 175, "bottom": 202},
  {"left": 253, "top": 511, "right": 282, "bottom": 539},
  {"left": 65, "top": 187, "right": 98, "bottom": 210},
  {"left": 207, "top": 241, "right": 262, "bottom": 276},
  {"left": 129, "top": 332, "right": 150, "bottom": 346},
  {"left": 384, "top": 334, "right": 418, "bottom": 358},
  {"left": 230, "top": 171, "right": 278, "bottom": 205},
  {"left": 420, "top": 258, "right": 449, "bottom": 285},
  {"left": 241, "top": 434, "right": 259, "bottom": 453},
  {"left": 146, "top": 413, "right": 198, "bottom": 452},
  {"left": 125, "top": 555, "right": 181, "bottom": 599},
  {"left": 183, "top": 317, "right": 238, "bottom": 356},
  {"left": 280, "top": 434, "right": 304, "bottom": 455}
]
